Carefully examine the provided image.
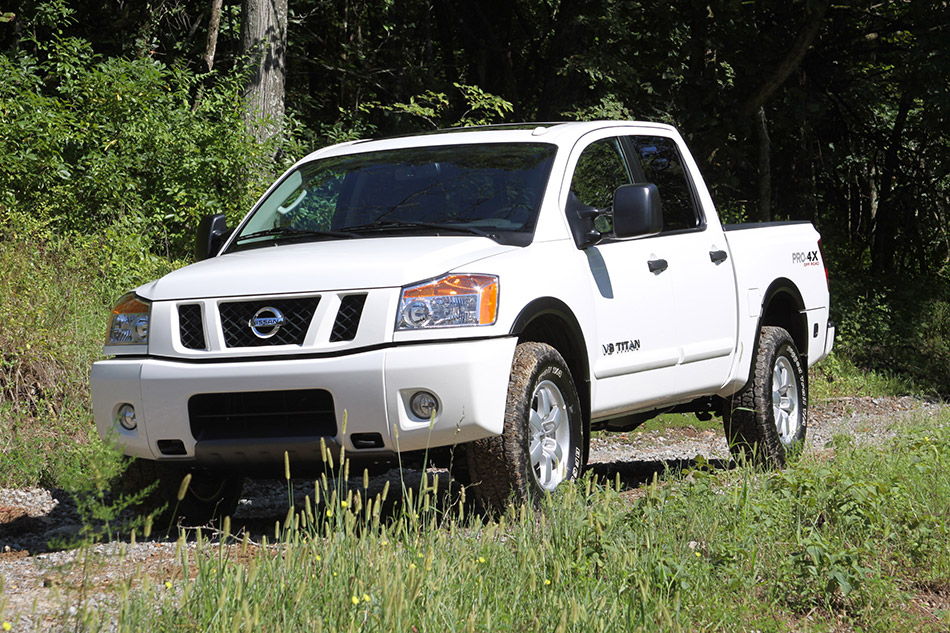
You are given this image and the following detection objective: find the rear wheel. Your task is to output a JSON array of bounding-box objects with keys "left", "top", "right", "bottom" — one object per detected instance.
[
  {"left": 723, "top": 326, "right": 807, "bottom": 468},
  {"left": 467, "top": 342, "right": 585, "bottom": 512}
]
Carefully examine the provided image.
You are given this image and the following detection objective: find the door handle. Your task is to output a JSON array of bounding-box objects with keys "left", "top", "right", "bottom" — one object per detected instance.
[
  {"left": 710, "top": 250, "right": 728, "bottom": 264},
  {"left": 648, "top": 258, "right": 668, "bottom": 273}
]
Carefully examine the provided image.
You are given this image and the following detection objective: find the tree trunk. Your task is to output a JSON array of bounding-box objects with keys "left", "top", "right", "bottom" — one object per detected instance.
[
  {"left": 682, "top": 0, "right": 717, "bottom": 171},
  {"left": 241, "top": 0, "right": 287, "bottom": 142},
  {"left": 870, "top": 92, "right": 911, "bottom": 276},
  {"left": 450, "top": 0, "right": 518, "bottom": 110},
  {"left": 203, "top": 0, "right": 224, "bottom": 72},
  {"left": 533, "top": 0, "right": 594, "bottom": 120},
  {"left": 755, "top": 106, "right": 772, "bottom": 222},
  {"left": 739, "top": 0, "right": 829, "bottom": 117}
]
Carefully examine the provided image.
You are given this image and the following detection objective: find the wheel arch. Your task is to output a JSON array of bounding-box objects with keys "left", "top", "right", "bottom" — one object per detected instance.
[
  {"left": 759, "top": 278, "right": 808, "bottom": 360},
  {"left": 510, "top": 298, "right": 591, "bottom": 456}
]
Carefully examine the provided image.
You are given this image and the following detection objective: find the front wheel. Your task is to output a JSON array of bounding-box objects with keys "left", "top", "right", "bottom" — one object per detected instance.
[
  {"left": 466, "top": 342, "right": 585, "bottom": 512},
  {"left": 723, "top": 326, "right": 807, "bottom": 468}
]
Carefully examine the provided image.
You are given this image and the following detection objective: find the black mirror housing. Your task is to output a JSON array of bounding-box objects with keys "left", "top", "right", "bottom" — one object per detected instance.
[
  {"left": 613, "top": 183, "right": 662, "bottom": 238},
  {"left": 565, "top": 191, "right": 603, "bottom": 248},
  {"left": 195, "top": 214, "right": 230, "bottom": 261}
]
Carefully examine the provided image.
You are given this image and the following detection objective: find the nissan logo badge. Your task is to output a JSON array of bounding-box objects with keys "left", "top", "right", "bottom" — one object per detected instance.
[{"left": 249, "top": 306, "right": 285, "bottom": 339}]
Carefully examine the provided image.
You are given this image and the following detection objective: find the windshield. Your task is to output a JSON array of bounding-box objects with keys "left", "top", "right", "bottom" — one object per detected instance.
[{"left": 228, "top": 143, "right": 557, "bottom": 251}]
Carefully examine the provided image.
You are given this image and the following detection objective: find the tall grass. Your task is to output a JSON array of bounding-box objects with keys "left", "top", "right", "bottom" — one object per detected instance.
[
  {"left": 0, "top": 213, "right": 176, "bottom": 487},
  {"left": 811, "top": 351, "right": 922, "bottom": 401},
  {"left": 46, "top": 406, "right": 950, "bottom": 632}
]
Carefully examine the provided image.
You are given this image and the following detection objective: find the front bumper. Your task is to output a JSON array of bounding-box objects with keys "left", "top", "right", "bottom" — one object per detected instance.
[{"left": 91, "top": 337, "right": 517, "bottom": 468}]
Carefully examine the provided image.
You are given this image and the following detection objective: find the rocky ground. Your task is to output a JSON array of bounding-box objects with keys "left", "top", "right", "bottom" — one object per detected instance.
[{"left": 0, "top": 395, "right": 945, "bottom": 630}]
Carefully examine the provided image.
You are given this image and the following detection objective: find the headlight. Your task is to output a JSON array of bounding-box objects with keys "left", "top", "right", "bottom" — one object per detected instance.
[
  {"left": 107, "top": 293, "right": 151, "bottom": 345},
  {"left": 397, "top": 274, "right": 498, "bottom": 330}
]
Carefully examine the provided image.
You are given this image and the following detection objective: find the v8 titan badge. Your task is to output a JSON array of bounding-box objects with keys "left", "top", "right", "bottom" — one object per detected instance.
[{"left": 602, "top": 339, "right": 641, "bottom": 355}]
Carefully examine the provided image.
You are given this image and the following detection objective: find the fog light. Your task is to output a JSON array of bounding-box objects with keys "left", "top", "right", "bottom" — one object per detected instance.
[
  {"left": 409, "top": 391, "right": 439, "bottom": 420},
  {"left": 117, "top": 404, "right": 137, "bottom": 430}
]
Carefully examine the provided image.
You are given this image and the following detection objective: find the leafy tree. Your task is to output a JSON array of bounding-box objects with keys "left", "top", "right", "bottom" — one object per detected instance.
[
  {"left": 2, "top": 0, "right": 950, "bottom": 389},
  {"left": 0, "top": 8, "right": 288, "bottom": 258}
]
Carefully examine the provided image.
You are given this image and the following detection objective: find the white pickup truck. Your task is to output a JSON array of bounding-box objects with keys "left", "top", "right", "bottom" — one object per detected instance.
[{"left": 91, "top": 121, "right": 834, "bottom": 520}]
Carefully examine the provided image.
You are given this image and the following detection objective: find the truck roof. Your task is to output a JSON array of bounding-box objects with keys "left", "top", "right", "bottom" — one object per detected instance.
[{"left": 297, "top": 120, "right": 680, "bottom": 163}]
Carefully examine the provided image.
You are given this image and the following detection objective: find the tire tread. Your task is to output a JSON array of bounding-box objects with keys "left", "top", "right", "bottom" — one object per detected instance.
[
  {"left": 723, "top": 326, "right": 806, "bottom": 468},
  {"left": 466, "top": 342, "right": 582, "bottom": 513}
]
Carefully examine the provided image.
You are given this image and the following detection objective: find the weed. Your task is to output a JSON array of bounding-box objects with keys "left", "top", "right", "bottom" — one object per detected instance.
[
  {"left": 0, "top": 219, "right": 175, "bottom": 489},
  {"left": 6, "top": 405, "right": 949, "bottom": 631}
]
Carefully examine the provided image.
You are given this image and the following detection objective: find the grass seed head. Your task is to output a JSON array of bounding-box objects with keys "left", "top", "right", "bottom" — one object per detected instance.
[{"left": 177, "top": 473, "right": 192, "bottom": 501}]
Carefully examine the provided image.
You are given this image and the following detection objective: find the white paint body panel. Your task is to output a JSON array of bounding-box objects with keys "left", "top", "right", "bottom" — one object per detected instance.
[
  {"left": 92, "top": 337, "right": 516, "bottom": 459},
  {"left": 91, "top": 121, "right": 833, "bottom": 465}
]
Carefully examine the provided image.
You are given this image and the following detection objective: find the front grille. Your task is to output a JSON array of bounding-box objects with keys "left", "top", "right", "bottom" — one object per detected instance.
[
  {"left": 329, "top": 294, "right": 367, "bottom": 342},
  {"left": 188, "top": 389, "right": 336, "bottom": 441},
  {"left": 178, "top": 304, "right": 207, "bottom": 350},
  {"left": 219, "top": 297, "right": 320, "bottom": 348}
]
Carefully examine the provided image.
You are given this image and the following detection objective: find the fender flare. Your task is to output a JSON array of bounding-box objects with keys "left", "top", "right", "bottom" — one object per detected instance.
[
  {"left": 510, "top": 297, "right": 590, "bottom": 385},
  {"left": 758, "top": 277, "right": 808, "bottom": 358}
]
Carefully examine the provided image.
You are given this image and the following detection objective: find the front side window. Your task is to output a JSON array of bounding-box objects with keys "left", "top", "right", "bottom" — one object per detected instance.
[
  {"left": 228, "top": 143, "right": 557, "bottom": 251},
  {"left": 570, "top": 138, "right": 631, "bottom": 209},
  {"left": 570, "top": 137, "right": 632, "bottom": 233}
]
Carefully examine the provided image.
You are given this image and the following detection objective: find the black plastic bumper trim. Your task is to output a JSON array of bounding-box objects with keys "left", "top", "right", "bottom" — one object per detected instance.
[{"left": 190, "top": 437, "right": 400, "bottom": 476}]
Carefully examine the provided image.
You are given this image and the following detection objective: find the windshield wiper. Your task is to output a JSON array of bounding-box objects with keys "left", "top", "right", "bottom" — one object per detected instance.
[
  {"left": 234, "top": 226, "right": 363, "bottom": 243},
  {"left": 344, "top": 220, "right": 496, "bottom": 239}
]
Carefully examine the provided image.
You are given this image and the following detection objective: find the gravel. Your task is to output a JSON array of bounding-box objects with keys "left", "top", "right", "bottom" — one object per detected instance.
[{"left": 0, "top": 395, "right": 945, "bottom": 629}]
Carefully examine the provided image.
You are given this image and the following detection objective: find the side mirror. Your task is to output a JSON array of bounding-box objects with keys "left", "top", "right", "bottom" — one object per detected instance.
[
  {"left": 566, "top": 191, "right": 605, "bottom": 249},
  {"left": 195, "top": 214, "right": 230, "bottom": 261},
  {"left": 613, "top": 184, "right": 662, "bottom": 239}
]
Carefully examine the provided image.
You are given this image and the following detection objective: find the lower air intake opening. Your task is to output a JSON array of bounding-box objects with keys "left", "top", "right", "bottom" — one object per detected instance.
[{"left": 188, "top": 389, "right": 337, "bottom": 441}]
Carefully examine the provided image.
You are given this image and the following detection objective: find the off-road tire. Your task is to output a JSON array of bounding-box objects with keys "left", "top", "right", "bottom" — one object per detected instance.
[
  {"left": 466, "top": 342, "right": 584, "bottom": 513},
  {"left": 723, "top": 326, "right": 807, "bottom": 468},
  {"left": 116, "top": 459, "right": 244, "bottom": 527}
]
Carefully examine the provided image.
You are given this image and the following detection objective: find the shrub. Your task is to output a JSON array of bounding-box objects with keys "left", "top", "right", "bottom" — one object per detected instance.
[
  {"left": 827, "top": 259, "right": 950, "bottom": 396},
  {"left": 0, "top": 39, "right": 288, "bottom": 260},
  {"left": 0, "top": 210, "right": 176, "bottom": 487}
]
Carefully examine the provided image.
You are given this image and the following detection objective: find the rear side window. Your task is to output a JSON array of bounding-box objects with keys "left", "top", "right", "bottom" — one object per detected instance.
[{"left": 628, "top": 136, "right": 701, "bottom": 232}]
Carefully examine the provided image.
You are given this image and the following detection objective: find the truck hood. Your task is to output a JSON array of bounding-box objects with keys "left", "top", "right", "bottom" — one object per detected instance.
[{"left": 139, "top": 236, "right": 518, "bottom": 301}]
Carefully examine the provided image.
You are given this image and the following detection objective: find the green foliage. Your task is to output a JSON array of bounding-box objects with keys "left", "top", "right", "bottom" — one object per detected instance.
[
  {"left": 916, "top": 297, "right": 950, "bottom": 390},
  {"left": 452, "top": 83, "right": 514, "bottom": 127},
  {"left": 789, "top": 531, "right": 870, "bottom": 605},
  {"left": 387, "top": 90, "right": 449, "bottom": 128},
  {"left": 563, "top": 95, "right": 637, "bottom": 122},
  {"left": 758, "top": 427, "right": 950, "bottom": 613},
  {"left": 0, "top": 212, "right": 176, "bottom": 488},
  {"left": 0, "top": 38, "right": 284, "bottom": 260},
  {"left": 381, "top": 83, "right": 514, "bottom": 130},
  {"left": 810, "top": 352, "right": 918, "bottom": 400},
  {"left": 826, "top": 263, "right": 950, "bottom": 396}
]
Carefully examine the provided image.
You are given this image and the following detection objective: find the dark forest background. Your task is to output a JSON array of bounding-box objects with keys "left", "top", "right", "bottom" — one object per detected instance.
[{"left": 1, "top": 0, "right": 949, "bottom": 465}]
